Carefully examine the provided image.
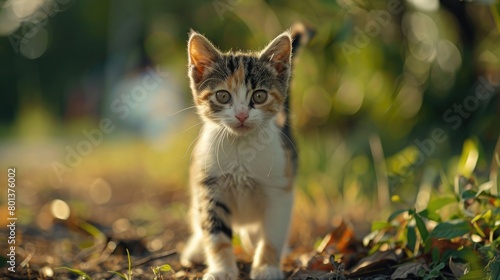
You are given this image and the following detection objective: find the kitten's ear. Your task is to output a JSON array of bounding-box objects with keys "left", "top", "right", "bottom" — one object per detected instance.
[
  {"left": 188, "top": 31, "right": 221, "bottom": 83},
  {"left": 259, "top": 32, "right": 292, "bottom": 74}
]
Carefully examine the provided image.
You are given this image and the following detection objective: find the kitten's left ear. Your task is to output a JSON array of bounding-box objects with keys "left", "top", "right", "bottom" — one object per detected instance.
[
  {"left": 259, "top": 32, "right": 292, "bottom": 74},
  {"left": 188, "top": 31, "right": 221, "bottom": 83}
]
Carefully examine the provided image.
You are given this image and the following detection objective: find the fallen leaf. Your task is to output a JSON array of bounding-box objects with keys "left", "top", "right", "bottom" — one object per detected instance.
[
  {"left": 448, "top": 258, "right": 468, "bottom": 278},
  {"left": 427, "top": 237, "right": 471, "bottom": 257},
  {"left": 306, "top": 253, "right": 334, "bottom": 271},
  {"left": 316, "top": 220, "right": 355, "bottom": 254},
  {"left": 350, "top": 248, "right": 403, "bottom": 273},
  {"left": 391, "top": 260, "right": 428, "bottom": 279}
]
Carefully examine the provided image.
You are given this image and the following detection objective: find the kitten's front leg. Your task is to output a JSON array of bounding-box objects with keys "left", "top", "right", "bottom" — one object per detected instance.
[
  {"left": 202, "top": 232, "right": 238, "bottom": 280},
  {"left": 250, "top": 189, "right": 293, "bottom": 280},
  {"left": 199, "top": 189, "right": 238, "bottom": 279}
]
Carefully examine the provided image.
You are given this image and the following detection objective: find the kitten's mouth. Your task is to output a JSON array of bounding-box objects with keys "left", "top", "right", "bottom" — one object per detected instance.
[{"left": 231, "top": 123, "right": 252, "bottom": 134}]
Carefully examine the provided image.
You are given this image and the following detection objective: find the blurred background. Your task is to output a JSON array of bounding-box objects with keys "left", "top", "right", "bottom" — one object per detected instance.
[{"left": 0, "top": 0, "right": 499, "bottom": 267}]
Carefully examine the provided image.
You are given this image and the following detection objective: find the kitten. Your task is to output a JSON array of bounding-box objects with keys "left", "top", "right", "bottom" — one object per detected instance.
[{"left": 181, "top": 27, "right": 304, "bottom": 280}]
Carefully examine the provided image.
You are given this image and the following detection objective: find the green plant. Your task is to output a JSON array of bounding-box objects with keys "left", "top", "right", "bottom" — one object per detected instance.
[
  {"left": 57, "top": 248, "right": 134, "bottom": 280},
  {"left": 151, "top": 264, "right": 172, "bottom": 280},
  {"left": 368, "top": 140, "right": 500, "bottom": 279},
  {"left": 417, "top": 262, "right": 445, "bottom": 280},
  {"left": 108, "top": 249, "right": 133, "bottom": 280},
  {"left": 56, "top": 267, "right": 93, "bottom": 280}
]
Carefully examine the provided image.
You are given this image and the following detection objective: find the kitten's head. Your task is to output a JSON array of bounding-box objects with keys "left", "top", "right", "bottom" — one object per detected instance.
[{"left": 187, "top": 30, "right": 292, "bottom": 136}]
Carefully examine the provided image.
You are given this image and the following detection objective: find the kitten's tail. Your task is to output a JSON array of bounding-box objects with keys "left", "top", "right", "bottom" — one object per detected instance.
[
  {"left": 283, "top": 23, "right": 314, "bottom": 130},
  {"left": 281, "top": 23, "right": 314, "bottom": 171},
  {"left": 290, "top": 22, "right": 315, "bottom": 58}
]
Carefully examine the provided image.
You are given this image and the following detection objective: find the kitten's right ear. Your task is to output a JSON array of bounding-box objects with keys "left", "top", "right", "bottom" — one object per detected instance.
[{"left": 188, "top": 31, "right": 221, "bottom": 83}]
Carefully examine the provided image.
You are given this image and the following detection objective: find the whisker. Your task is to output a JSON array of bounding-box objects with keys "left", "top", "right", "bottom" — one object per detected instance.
[
  {"left": 198, "top": 77, "right": 223, "bottom": 90},
  {"left": 204, "top": 126, "right": 225, "bottom": 174},
  {"left": 182, "top": 122, "right": 204, "bottom": 133},
  {"left": 279, "top": 130, "right": 298, "bottom": 155},
  {"left": 184, "top": 133, "right": 203, "bottom": 160},
  {"left": 166, "top": 105, "right": 197, "bottom": 117},
  {"left": 216, "top": 127, "right": 226, "bottom": 177},
  {"left": 267, "top": 149, "right": 274, "bottom": 178},
  {"left": 222, "top": 127, "right": 229, "bottom": 156}
]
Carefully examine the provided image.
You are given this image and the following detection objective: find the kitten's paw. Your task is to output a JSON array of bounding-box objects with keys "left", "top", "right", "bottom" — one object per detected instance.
[
  {"left": 250, "top": 265, "right": 284, "bottom": 280},
  {"left": 180, "top": 254, "right": 202, "bottom": 267},
  {"left": 203, "top": 270, "right": 238, "bottom": 280},
  {"left": 180, "top": 250, "right": 204, "bottom": 267},
  {"left": 180, "top": 237, "right": 205, "bottom": 267}
]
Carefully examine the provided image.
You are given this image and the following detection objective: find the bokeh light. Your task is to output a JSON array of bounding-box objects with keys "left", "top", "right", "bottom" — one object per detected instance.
[{"left": 50, "top": 199, "right": 70, "bottom": 220}]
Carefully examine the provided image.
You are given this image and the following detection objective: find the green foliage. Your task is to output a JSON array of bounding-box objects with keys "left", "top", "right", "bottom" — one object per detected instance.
[
  {"left": 59, "top": 249, "right": 174, "bottom": 280},
  {"left": 56, "top": 267, "right": 93, "bottom": 280},
  {"left": 460, "top": 270, "right": 487, "bottom": 280},
  {"left": 59, "top": 249, "right": 134, "bottom": 280},
  {"left": 428, "top": 221, "right": 470, "bottom": 240},
  {"left": 108, "top": 271, "right": 129, "bottom": 280},
  {"left": 152, "top": 264, "right": 172, "bottom": 280},
  {"left": 369, "top": 139, "right": 500, "bottom": 279},
  {"left": 108, "top": 249, "right": 133, "bottom": 280},
  {"left": 417, "top": 262, "right": 445, "bottom": 280}
]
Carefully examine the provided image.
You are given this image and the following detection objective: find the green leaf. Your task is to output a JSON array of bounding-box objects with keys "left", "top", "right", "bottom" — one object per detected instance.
[
  {"left": 418, "top": 209, "right": 430, "bottom": 219},
  {"left": 388, "top": 209, "right": 408, "bottom": 222},
  {"left": 490, "top": 258, "right": 500, "bottom": 280},
  {"left": 459, "top": 270, "right": 486, "bottom": 279},
  {"left": 108, "top": 271, "right": 128, "bottom": 280},
  {"left": 431, "top": 247, "right": 440, "bottom": 263},
  {"left": 445, "top": 248, "right": 478, "bottom": 265},
  {"left": 414, "top": 213, "right": 429, "bottom": 241},
  {"left": 462, "top": 189, "right": 477, "bottom": 200},
  {"left": 471, "top": 210, "right": 491, "bottom": 224},
  {"left": 426, "top": 196, "right": 457, "bottom": 216},
  {"left": 158, "top": 264, "right": 172, "bottom": 272},
  {"left": 125, "top": 248, "right": 133, "bottom": 280},
  {"left": 429, "top": 220, "right": 470, "bottom": 239},
  {"left": 429, "top": 262, "right": 445, "bottom": 276},
  {"left": 371, "top": 220, "right": 391, "bottom": 231},
  {"left": 419, "top": 208, "right": 441, "bottom": 223},
  {"left": 56, "top": 267, "right": 92, "bottom": 280},
  {"left": 477, "top": 181, "right": 493, "bottom": 195},
  {"left": 457, "top": 139, "right": 479, "bottom": 178},
  {"left": 79, "top": 220, "right": 106, "bottom": 241},
  {"left": 407, "top": 226, "right": 417, "bottom": 253}
]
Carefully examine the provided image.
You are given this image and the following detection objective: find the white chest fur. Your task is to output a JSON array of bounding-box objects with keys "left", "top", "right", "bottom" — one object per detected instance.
[{"left": 195, "top": 122, "right": 290, "bottom": 190}]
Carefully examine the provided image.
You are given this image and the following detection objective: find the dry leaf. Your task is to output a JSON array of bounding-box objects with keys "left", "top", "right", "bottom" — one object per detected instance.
[
  {"left": 306, "top": 253, "right": 334, "bottom": 271},
  {"left": 350, "top": 248, "right": 403, "bottom": 273},
  {"left": 449, "top": 258, "right": 468, "bottom": 278},
  {"left": 391, "top": 260, "right": 428, "bottom": 279},
  {"left": 316, "top": 220, "right": 355, "bottom": 254}
]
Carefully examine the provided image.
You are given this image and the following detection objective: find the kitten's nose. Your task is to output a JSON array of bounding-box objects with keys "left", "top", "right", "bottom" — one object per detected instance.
[{"left": 235, "top": 112, "right": 248, "bottom": 123}]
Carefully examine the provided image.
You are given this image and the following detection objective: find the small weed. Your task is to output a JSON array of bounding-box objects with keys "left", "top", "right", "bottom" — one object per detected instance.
[
  {"left": 58, "top": 248, "right": 134, "bottom": 280},
  {"left": 152, "top": 264, "right": 172, "bottom": 280},
  {"left": 368, "top": 139, "right": 500, "bottom": 279},
  {"left": 108, "top": 249, "right": 133, "bottom": 280},
  {"left": 56, "top": 267, "right": 93, "bottom": 280}
]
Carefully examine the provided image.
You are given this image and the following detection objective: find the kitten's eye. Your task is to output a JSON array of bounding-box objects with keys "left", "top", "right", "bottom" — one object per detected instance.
[
  {"left": 252, "top": 90, "right": 268, "bottom": 104},
  {"left": 215, "top": 90, "right": 231, "bottom": 104}
]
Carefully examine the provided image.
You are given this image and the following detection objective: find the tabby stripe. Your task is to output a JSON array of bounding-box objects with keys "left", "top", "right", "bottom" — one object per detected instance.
[
  {"left": 249, "top": 99, "right": 255, "bottom": 109},
  {"left": 208, "top": 100, "right": 223, "bottom": 113},
  {"left": 213, "top": 200, "right": 231, "bottom": 214},
  {"left": 244, "top": 57, "right": 257, "bottom": 90},
  {"left": 204, "top": 211, "right": 233, "bottom": 239},
  {"left": 227, "top": 55, "right": 236, "bottom": 73},
  {"left": 201, "top": 176, "right": 218, "bottom": 186},
  {"left": 269, "top": 91, "right": 284, "bottom": 103}
]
